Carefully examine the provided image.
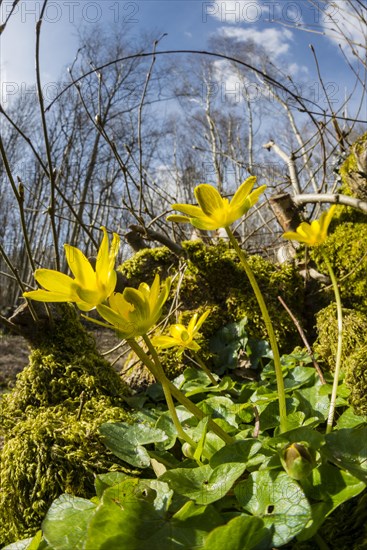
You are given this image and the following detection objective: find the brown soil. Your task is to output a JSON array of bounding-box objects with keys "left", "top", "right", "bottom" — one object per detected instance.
[
  {"left": 0, "top": 329, "right": 132, "bottom": 392},
  {"left": 0, "top": 334, "right": 29, "bottom": 390}
]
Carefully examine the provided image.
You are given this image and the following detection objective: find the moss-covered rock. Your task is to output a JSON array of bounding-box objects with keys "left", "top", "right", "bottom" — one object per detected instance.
[
  {"left": 311, "top": 220, "right": 367, "bottom": 313},
  {"left": 314, "top": 304, "right": 367, "bottom": 371},
  {"left": 344, "top": 344, "right": 367, "bottom": 416},
  {"left": 118, "top": 241, "right": 305, "bottom": 380},
  {"left": 0, "top": 306, "right": 133, "bottom": 545},
  {"left": 314, "top": 304, "right": 367, "bottom": 416}
]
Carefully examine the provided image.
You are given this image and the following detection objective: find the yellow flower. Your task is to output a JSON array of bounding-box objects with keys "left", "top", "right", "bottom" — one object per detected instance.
[
  {"left": 23, "top": 227, "right": 120, "bottom": 311},
  {"left": 282, "top": 205, "right": 337, "bottom": 247},
  {"left": 167, "top": 176, "right": 266, "bottom": 230},
  {"left": 96, "top": 274, "right": 171, "bottom": 339},
  {"left": 153, "top": 311, "right": 210, "bottom": 352}
]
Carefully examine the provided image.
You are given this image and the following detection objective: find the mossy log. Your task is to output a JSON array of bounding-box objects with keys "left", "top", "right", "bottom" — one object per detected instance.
[{"left": 0, "top": 305, "right": 132, "bottom": 545}]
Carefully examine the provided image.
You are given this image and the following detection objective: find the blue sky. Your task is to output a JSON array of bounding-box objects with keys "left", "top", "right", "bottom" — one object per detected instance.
[{"left": 1, "top": 0, "right": 366, "bottom": 118}]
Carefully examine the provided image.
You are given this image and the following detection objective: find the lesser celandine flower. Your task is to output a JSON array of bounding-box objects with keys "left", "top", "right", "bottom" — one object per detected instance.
[
  {"left": 153, "top": 311, "right": 210, "bottom": 352},
  {"left": 23, "top": 227, "right": 120, "bottom": 311},
  {"left": 168, "top": 178, "right": 288, "bottom": 432},
  {"left": 282, "top": 205, "right": 337, "bottom": 247},
  {"left": 282, "top": 205, "right": 341, "bottom": 434},
  {"left": 167, "top": 176, "right": 266, "bottom": 230},
  {"left": 96, "top": 274, "right": 171, "bottom": 340}
]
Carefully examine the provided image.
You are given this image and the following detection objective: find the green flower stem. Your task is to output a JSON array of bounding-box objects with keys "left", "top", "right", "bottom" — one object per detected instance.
[
  {"left": 127, "top": 337, "right": 235, "bottom": 445},
  {"left": 323, "top": 255, "right": 343, "bottom": 434},
  {"left": 142, "top": 335, "right": 197, "bottom": 448},
  {"left": 193, "top": 354, "right": 217, "bottom": 385},
  {"left": 225, "top": 227, "right": 288, "bottom": 433}
]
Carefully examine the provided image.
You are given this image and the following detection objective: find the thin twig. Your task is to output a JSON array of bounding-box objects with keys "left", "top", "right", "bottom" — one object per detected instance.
[
  {"left": 35, "top": 0, "right": 60, "bottom": 269},
  {"left": 277, "top": 295, "right": 325, "bottom": 384}
]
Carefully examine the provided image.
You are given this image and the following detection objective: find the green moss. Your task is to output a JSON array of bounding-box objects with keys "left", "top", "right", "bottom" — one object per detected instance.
[
  {"left": 339, "top": 132, "right": 367, "bottom": 206},
  {"left": 311, "top": 221, "right": 367, "bottom": 313},
  {"left": 119, "top": 241, "right": 305, "bottom": 382},
  {"left": 344, "top": 344, "right": 367, "bottom": 416},
  {"left": 314, "top": 305, "right": 367, "bottom": 371},
  {"left": 0, "top": 307, "right": 133, "bottom": 545},
  {"left": 0, "top": 403, "right": 132, "bottom": 544},
  {"left": 119, "top": 246, "right": 177, "bottom": 288},
  {"left": 313, "top": 305, "right": 367, "bottom": 415}
]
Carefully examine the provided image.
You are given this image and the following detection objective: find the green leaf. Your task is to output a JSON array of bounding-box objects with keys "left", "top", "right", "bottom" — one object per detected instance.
[
  {"left": 210, "top": 318, "right": 249, "bottom": 372},
  {"left": 155, "top": 407, "right": 193, "bottom": 450},
  {"left": 257, "top": 397, "right": 298, "bottom": 431},
  {"left": 202, "top": 515, "right": 272, "bottom": 550},
  {"left": 283, "top": 366, "right": 315, "bottom": 390},
  {"left": 210, "top": 439, "right": 262, "bottom": 469},
  {"left": 27, "top": 532, "right": 47, "bottom": 550},
  {"left": 161, "top": 462, "right": 247, "bottom": 505},
  {"left": 293, "top": 383, "right": 330, "bottom": 421},
  {"left": 298, "top": 463, "right": 366, "bottom": 540},
  {"left": 271, "top": 426, "right": 325, "bottom": 451},
  {"left": 234, "top": 470, "right": 311, "bottom": 547},
  {"left": 198, "top": 396, "right": 238, "bottom": 429},
  {"left": 336, "top": 407, "right": 367, "bottom": 429},
  {"left": 85, "top": 481, "right": 221, "bottom": 549},
  {"left": 193, "top": 416, "right": 209, "bottom": 462},
  {"left": 42, "top": 494, "right": 96, "bottom": 550},
  {"left": 95, "top": 472, "right": 129, "bottom": 498},
  {"left": 323, "top": 427, "right": 367, "bottom": 482},
  {"left": 2, "top": 533, "right": 49, "bottom": 550},
  {"left": 99, "top": 421, "right": 168, "bottom": 468}
]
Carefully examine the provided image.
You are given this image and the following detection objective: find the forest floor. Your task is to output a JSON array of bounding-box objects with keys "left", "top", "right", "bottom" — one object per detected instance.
[{"left": 0, "top": 330, "right": 134, "bottom": 391}]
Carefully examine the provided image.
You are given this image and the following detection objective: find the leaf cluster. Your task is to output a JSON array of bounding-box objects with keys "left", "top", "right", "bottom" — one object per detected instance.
[{"left": 8, "top": 331, "right": 367, "bottom": 549}]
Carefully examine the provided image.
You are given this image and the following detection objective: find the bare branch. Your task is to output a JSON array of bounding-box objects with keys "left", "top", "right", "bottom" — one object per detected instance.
[{"left": 293, "top": 193, "right": 367, "bottom": 214}]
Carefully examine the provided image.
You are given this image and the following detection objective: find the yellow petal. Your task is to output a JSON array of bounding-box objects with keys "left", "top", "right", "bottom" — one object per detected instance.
[
  {"left": 76, "top": 287, "right": 102, "bottom": 305},
  {"left": 187, "top": 313, "right": 199, "bottom": 334},
  {"left": 109, "top": 232, "right": 120, "bottom": 269},
  {"left": 319, "top": 205, "right": 337, "bottom": 239},
  {"left": 166, "top": 214, "right": 191, "bottom": 224},
  {"left": 95, "top": 227, "right": 110, "bottom": 284},
  {"left": 154, "top": 277, "right": 171, "bottom": 315},
  {"left": 23, "top": 289, "right": 75, "bottom": 302},
  {"left": 190, "top": 216, "right": 221, "bottom": 231},
  {"left": 109, "top": 292, "right": 134, "bottom": 318},
  {"left": 185, "top": 340, "right": 201, "bottom": 351},
  {"left": 193, "top": 310, "right": 210, "bottom": 333},
  {"left": 123, "top": 288, "right": 150, "bottom": 321},
  {"left": 64, "top": 244, "right": 96, "bottom": 287},
  {"left": 97, "top": 304, "right": 138, "bottom": 338},
  {"left": 170, "top": 324, "right": 187, "bottom": 340},
  {"left": 171, "top": 204, "right": 205, "bottom": 218},
  {"left": 153, "top": 336, "right": 178, "bottom": 349},
  {"left": 76, "top": 301, "right": 95, "bottom": 312},
  {"left": 230, "top": 176, "right": 257, "bottom": 209},
  {"left": 103, "top": 270, "right": 117, "bottom": 300},
  {"left": 34, "top": 269, "right": 77, "bottom": 295},
  {"left": 194, "top": 184, "right": 223, "bottom": 216},
  {"left": 246, "top": 185, "right": 267, "bottom": 208},
  {"left": 148, "top": 274, "right": 160, "bottom": 309},
  {"left": 282, "top": 231, "right": 309, "bottom": 244}
]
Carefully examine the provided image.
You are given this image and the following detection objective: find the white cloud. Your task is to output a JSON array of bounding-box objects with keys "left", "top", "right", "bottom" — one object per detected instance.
[{"left": 217, "top": 26, "right": 293, "bottom": 57}]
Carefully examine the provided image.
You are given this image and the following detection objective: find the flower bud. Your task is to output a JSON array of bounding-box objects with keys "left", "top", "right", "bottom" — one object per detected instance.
[
  {"left": 281, "top": 442, "right": 316, "bottom": 480},
  {"left": 182, "top": 442, "right": 196, "bottom": 459}
]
